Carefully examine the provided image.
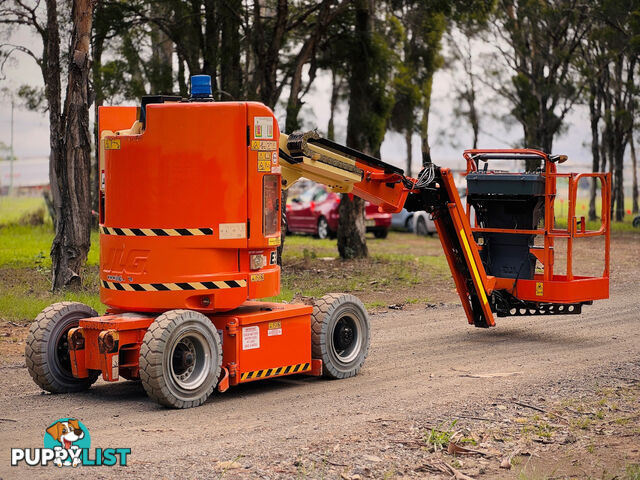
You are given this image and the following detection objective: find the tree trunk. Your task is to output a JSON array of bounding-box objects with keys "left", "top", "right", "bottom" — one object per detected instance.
[
  {"left": 339, "top": 0, "right": 373, "bottom": 259},
  {"left": 588, "top": 85, "right": 601, "bottom": 221},
  {"left": 420, "top": 85, "right": 433, "bottom": 165},
  {"left": 337, "top": 195, "right": 368, "bottom": 259},
  {"left": 327, "top": 69, "right": 341, "bottom": 141},
  {"left": 405, "top": 129, "right": 412, "bottom": 176},
  {"left": 631, "top": 136, "right": 638, "bottom": 214},
  {"left": 51, "top": 0, "right": 95, "bottom": 290},
  {"left": 220, "top": 0, "right": 242, "bottom": 99}
]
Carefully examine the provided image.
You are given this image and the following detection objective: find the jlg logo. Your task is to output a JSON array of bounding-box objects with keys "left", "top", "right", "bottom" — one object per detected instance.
[{"left": 102, "top": 247, "right": 149, "bottom": 279}]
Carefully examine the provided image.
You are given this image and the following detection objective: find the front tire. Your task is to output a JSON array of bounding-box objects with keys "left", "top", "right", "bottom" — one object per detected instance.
[
  {"left": 25, "top": 302, "right": 100, "bottom": 393},
  {"left": 311, "top": 294, "right": 370, "bottom": 379},
  {"left": 373, "top": 229, "right": 388, "bottom": 239},
  {"left": 139, "top": 310, "right": 222, "bottom": 408}
]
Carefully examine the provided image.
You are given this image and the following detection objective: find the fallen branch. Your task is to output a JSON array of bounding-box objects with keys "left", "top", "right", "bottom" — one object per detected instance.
[{"left": 513, "top": 401, "right": 546, "bottom": 413}]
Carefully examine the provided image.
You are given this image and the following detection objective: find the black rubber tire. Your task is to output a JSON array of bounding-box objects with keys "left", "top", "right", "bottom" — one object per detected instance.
[
  {"left": 25, "top": 302, "right": 99, "bottom": 393},
  {"left": 311, "top": 293, "right": 370, "bottom": 379},
  {"left": 373, "top": 229, "right": 388, "bottom": 239},
  {"left": 633, "top": 216, "right": 640, "bottom": 228},
  {"left": 416, "top": 216, "right": 428, "bottom": 236},
  {"left": 139, "top": 309, "right": 222, "bottom": 408},
  {"left": 317, "top": 216, "right": 330, "bottom": 239}
]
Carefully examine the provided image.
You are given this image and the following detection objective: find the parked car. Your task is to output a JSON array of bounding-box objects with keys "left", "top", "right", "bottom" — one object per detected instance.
[
  {"left": 286, "top": 184, "right": 392, "bottom": 239},
  {"left": 413, "top": 189, "right": 474, "bottom": 236},
  {"left": 391, "top": 209, "right": 415, "bottom": 232},
  {"left": 412, "top": 211, "right": 437, "bottom": 236}
]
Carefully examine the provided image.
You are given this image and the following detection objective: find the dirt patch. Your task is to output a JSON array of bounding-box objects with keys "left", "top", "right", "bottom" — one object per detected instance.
[{"left": 0, "top": 232, "right": 638, "bottom": 479}]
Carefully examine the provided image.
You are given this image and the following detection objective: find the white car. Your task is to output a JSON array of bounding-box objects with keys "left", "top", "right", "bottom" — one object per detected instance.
[{"left": 412, "top": 211, "right": 437, "bottom": 236}]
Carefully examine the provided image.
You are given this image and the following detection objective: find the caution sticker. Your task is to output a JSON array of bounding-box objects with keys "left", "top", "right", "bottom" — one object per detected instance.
[
  {"left": 268, "top": 321, "right": 282, "bottom": 337},
  {"left": 251, "top": 273, "right": 264, "bottom": 282},
  {"left": 104, "top": 138, "right": 120, "bottom": 150},
  {"left": 268, "top": 237, "right": 281, "bottom": 246},
  {"left": 242, "top": 326, "right": 260, "bottom": 350},
  {"left": 535, "top": 282, "right": 543, "bottom": 296},
  {"left": 251, "top": 140, "right": 277, "bottom": 151},
  {"left": 258, "top": 160, "right": 271, "bottom": 172}
]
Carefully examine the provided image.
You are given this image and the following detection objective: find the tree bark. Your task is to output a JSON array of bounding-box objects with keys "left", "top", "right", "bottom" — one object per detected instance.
[
  {"left": 51, "top": 0, "right": 95, "bottom": 290},
  {"left": 631, "top": 136, "right": 638, "bottom": 214},
  {"left": 337, "top": 195, "right": 368, "bottom": 259},
  {"left": 405, "top": 129, "right": 412, "bottom": 176},
  {"left": 588, "top": 83, "right": 601, "bottom": 221},
  {"left": 327, "top": 69, "right": 342, "bottom": 141},
  {"left": 338, "top": 0, "right": 374, "bottom": 259},
  {"left": 220, "top": 0, "right": 242, "bottom": 99}
]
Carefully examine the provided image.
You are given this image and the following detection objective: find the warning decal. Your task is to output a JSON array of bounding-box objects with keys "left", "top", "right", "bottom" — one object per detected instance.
[
  {"left": 268, "top": 321, "right": 282, "bottom": 337},
  {"left": 535, "top": 282, "right": 543, "bottom": 296},
  {"left": 251, "top": 140, "right": 277, "bottom": 151},
  {"left": 242, "top": 326, "right": 260, "bottom": 350},
  {"left": 254, "top": 116, "right": 274, "bottom": 139}
]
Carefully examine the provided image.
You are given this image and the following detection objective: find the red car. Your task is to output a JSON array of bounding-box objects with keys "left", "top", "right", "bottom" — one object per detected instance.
[{"left": 286, "top": 184, "right": 391, "bottom": 239}]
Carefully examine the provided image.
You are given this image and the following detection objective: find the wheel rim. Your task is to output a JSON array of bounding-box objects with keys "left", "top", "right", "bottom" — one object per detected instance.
[
  {"left": 54, "top": 326, "right": 74, "bottom": 378},
  {"left": 318, "top": 218, "right": 328, "bottom": 239},
  {"left": 331, "top": 314, "right": 363, "bottom": 364},
  {"left": 168, "top": 331, "right": 211, "bottom": 391}
]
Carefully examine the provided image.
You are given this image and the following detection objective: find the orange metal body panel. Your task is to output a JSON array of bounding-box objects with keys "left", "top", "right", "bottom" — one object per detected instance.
[
  {"left": 70, "top": 303, "right": 313, "bottom": 386},
  {"left": 98, "top": 102, "right": 281, "bottom": 313},
  {"left": 210, "top": 302, "right": 313, "bottom": 385},
  {"left": 352, "top": 170, "right": 409, "bottom": 213}
]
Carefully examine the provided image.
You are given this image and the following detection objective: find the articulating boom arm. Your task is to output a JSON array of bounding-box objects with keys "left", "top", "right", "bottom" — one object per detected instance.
[{"left": 279, "top": 131, "right": 495, "bottom": 327}]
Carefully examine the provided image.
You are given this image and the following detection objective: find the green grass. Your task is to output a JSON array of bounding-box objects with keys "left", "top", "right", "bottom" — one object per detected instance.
[
  {"left": 0, "top": 196, "right": 49, "bottom": 225},
  {"left": 0, "top": 224, "right": 99, "bottom": 268},
  {"left": 0, "top": 291, "right": 105, "bottom": 324},
  {"left": 553, "top": 197, "right": 637, "bottom": 232},
  {"left": 626, "top": 464, "right": 640, "bottom": 480},
  {"left": 425, "top": 420, "right": 458, "bottom": 451}
]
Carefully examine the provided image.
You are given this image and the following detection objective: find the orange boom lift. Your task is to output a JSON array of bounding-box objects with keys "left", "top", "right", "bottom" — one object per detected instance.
[{"left": 25, "top": 76, "right": 611, "bottom": 408}]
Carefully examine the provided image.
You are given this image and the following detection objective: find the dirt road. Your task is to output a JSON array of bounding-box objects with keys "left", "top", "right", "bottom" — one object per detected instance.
[{"left": 0, "top": 236, "right": 638, "bottom": 479}]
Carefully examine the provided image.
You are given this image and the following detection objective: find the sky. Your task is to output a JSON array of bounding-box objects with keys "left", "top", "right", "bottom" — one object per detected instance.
[{"left": 0, "top": 21, "right": 614, "bottom": 189}]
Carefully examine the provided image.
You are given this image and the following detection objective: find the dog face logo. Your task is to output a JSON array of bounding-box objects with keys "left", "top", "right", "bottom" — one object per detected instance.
[{"left": 44, "top": 418, "right": 91, "bottom": 467}]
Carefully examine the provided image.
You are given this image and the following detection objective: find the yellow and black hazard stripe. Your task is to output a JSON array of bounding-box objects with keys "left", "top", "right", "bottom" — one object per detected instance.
[
  {"left": 240, "top": 362, "right": 311, "bottom": 382},
  {"left": 100, "top": 226, "right": 214, "bottom": 236},
  {"left": 101, "top": 279, "right": 246, "bottom": 292}
]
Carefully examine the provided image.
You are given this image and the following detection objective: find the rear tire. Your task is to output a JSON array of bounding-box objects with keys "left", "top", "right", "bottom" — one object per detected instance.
[
  {"left": 311, "top": 294, "right": 370, "bottom": 379},
  {"left": 25, "top": 302, "right": 100, "bottom": 393},
  {"left": 373, "top": 229, "right": 388, "bottom": 239},
  {"left": 139, "top": 310, "right": 222, "bottom": 408},
  {"left": 633, "top": 216, "right": 640, "bottom": 228}
]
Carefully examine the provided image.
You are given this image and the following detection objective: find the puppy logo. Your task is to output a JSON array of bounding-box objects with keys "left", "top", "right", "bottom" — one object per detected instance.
[{"left": 44, "top": 418, "right": 91, "bottom": 467}]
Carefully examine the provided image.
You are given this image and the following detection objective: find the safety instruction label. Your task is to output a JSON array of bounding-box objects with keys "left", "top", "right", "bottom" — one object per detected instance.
[
  {"left": 104, "top": 138, "right": 120, "bottom": 150},
  {"left": 251, "top": 140, "right": 277, "bottom": 151},
  {"left": 254, "top": 116, "right": 274, "bottom": 139},
  {"left": 251, "top": 273, "right": 264, "bottom": 282},
  {"left": 268, "top": 237, "right": 281, "bottom": 246},
  {"left": 257, "top": 152, "right": 272, "bottom": 172},
  {"left": 267, "top": 321, "right": 282, "bottom": 337},
  {"left": 242, "top": 326, "right": 260, "bottom": 350},
  {"left": 535, "top": 282, "right": 543, "bottom": 296},
  {"left": 258, "top": 160, "right": 271, "bottom": 172},
  {"left": 219, "top": 222, "right": 246, "bottom": 240}
]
